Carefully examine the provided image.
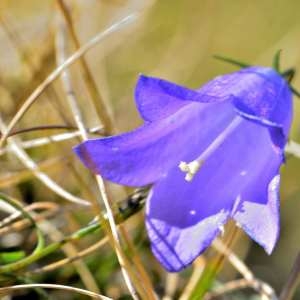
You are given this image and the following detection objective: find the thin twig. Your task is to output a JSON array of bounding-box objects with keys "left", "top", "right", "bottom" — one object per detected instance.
[
  {"left": 55, "top": 17, "right": 139, "bottom": 299},
  {"left": 119, "top": 225, "right": 157, "bottom": 300},
  {"left": 179, "top": 257, "right": 206, "bottom": 300},
  {"left": 0, "top": 156, "right": 67, "bottom": 189},
  {"left": 210, "top": 238, "right": 277, "bottom": 300},
  {"left": 56, "top": 0, "right": 115, "bottom": 133},
  {"left": 187, "top": 224, "right": 240, "bottom": 300},
  {"left": 0, "top": 201, "right": 58, "bottom": 229},
  {"left": 2, "top": 124, "right": 77, "bottom": 137},
  {"left": 0, "top": 116, "right": 90, "bottom": 206},
  {"left": 0, "top": 126, "right": 103, "bottom": 156},
  {"left": 55, "top": 19, "right": 89, "bottom": 140},
  {"left": 208, "top": 279, "right": 276, "bottom": 300},
  {"left": 40, "top": 217, "right": 101, "bottom": 294},
  {"left": 204, "top": 278, "right": 274, "bottom": 300},
  {"left": 30, "top": 236, "right": 109, "bottom": 274},
  {"left": 204, "top": 278, "right": 250, "bottom": 299},
  {"left": 0, "top": 193, "right": 98, "bottom": 293},
  {"left": 0, "top": 13, "right": 139, "bottom": 148},
  {"left": 0, "top": 284, "right": 112, "bottom": 300},
  {"left": 163, "top": 273, "right": 179, "bottom": 300},
  {"left": 212, "top": 238, "right": 254, "bottom": 281},
  {"left": 0, "top": 188, "right": 146, "bottom": 276},
  {"left": 279, "top": 251, "right": 300, "bottom": 300}
]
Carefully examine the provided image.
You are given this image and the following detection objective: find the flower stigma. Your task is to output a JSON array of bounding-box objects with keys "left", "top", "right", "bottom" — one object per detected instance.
[
  {"left": 179, "top": 116, "right": 242, "bottom": 182},
  {"left": 179, "top": 160, "right": 202, "bottom": 181}
]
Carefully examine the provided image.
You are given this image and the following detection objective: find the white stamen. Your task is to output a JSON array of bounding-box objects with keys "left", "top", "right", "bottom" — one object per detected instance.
[
  {"left": 179, "top": 116, "right": 242, "bottom": 181},
  {"left": 179, "top": 160, "right": 201, "bottom": 182},
  {"left": 179, "top": 161, "right": 189, "bottom": 172}
]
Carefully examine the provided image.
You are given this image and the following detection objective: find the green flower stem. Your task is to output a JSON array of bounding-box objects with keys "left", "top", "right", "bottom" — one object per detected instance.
[
  {"left": 188, "top": 255, "right": 223, "bottom": 300},
  {"left": 0, "top": 193, "right": 45, "bottom": 266},
  {"left": 0, "top": 188, "right": 147, "bottom": 275},
  {"left": 188, "top": 225, "right": 238, "bottom": 300}
]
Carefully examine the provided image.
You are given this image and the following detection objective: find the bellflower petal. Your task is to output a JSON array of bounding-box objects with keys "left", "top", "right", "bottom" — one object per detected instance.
[
  {"left": 147, "top": 210, "right": 229, "bottom": 272},
  {"left": 74, "top": 101, "right": 235, "bottom": 186},
  {"left": 74, "top": 65, "right": 293, "bottom": 272},
  {"left": 146, "top": 118, "right": 282, "bottom": 271},
  {"left": 198, "top": 67, "right": 293, "bottom": 145},
  {"left": 135, "top": 75, "right": 231, "bottom": 122},
  {"left": 233, "top": 174, "right": 281, "bottom": 254}
]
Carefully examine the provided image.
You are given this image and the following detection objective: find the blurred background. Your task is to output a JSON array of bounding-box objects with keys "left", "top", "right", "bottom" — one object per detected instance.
[{"left": 0, "top": 0, "right": 299, "bottom": 299}]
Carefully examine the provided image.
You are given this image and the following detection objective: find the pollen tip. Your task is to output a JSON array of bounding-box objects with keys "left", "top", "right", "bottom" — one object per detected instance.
[
  {"left": 179, "top": 161, "right": 189, "bottom": 172},
  {"left": 189, "top": 160, "right": 201, "bottom": 174},
  {"left": 185, "top": 174, "right": 193, "bottom": 182},
  {"left": 179, "top": 160, "right": 202, "bottom": 181}
]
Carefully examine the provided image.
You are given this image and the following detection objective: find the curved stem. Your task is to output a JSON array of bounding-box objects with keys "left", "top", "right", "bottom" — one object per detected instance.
[
  {"left": 279, "top": 251, "right": 300, "bottom": 300},
  {"left": 0, "top": 188, "right": 146, "bottom": 275},
  {"left": 0, "top": 283, "right": 112, "bottom": 300}
]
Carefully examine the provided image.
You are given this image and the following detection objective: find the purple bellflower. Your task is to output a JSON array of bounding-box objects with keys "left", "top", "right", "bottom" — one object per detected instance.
[{"left": 74, "top": 66, "right": 293, "bottom": 272}]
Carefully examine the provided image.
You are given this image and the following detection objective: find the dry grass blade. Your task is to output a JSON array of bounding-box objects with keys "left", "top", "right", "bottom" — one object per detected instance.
[
  {"left": 0, "top": 156, "right": 67, "bottom": 189},
  {"left": 0, "top": 284, "right": 112, "bottom": 300},
  {"left": 0, "top": 201, "right": 58, "bottom": 229},
  {"left": 179, "top": 257, "right": 206, "bottom": 300},
  {"left": 55, "top": 9, "right": 152, "bottom": 299},
  {"left": 119, "top": 225, "right": 156, "bottom": 299},
  {"left": 204, "top": 278, "right": 277, "bottom": 300},
  {"left": 1, "top": 125, "right": 76, "bottom": 138},
  {"left": 163, "top": 273, "right": 179, "bottom": 300},
  {"left": 212, "top": 238, "right": 254, "bottom": 281},
  {"left": 56, "top": 0, "right": 115, "bottom": 133},
  {"left": 207, "top": 238, "right": 278, "bottom": 300},
  {"left": 55, "top": 16, "right": 89, "bottom": 140},
  {"left": 0, "top": 193, "right": 98, "bottom": 294},
  {"left": 0, "top": 126, "right": 103, "bottom": 156},
  {"left": 55, "top": 15, "right": 138, "bottom": 297},
  {"left": 204, "top": 278, "right": 250, "bottom": 299},
  {"left": 0, "top": 116, "right": 90, "bottom": 206},
  {"left": 38, "top": 217, "right": 101, "bottom": 294},
  {"left": 279, "top": 251, "right": 300, "bottom": 300},
  {"left": 30, "top": 236, "right": 109, "bottom": 274},
  {"left": 0, "top": 13, "right": 139, "bottom": 148}
]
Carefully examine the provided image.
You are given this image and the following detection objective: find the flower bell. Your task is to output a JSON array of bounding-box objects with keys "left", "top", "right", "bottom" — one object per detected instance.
[{"left": 74, "top": 63, "right": 293, "bottom": 272}]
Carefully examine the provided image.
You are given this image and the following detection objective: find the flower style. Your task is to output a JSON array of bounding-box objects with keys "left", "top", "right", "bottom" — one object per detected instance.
[{"left": 74, "top": 66, "right": 293, "bottom": 272}]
